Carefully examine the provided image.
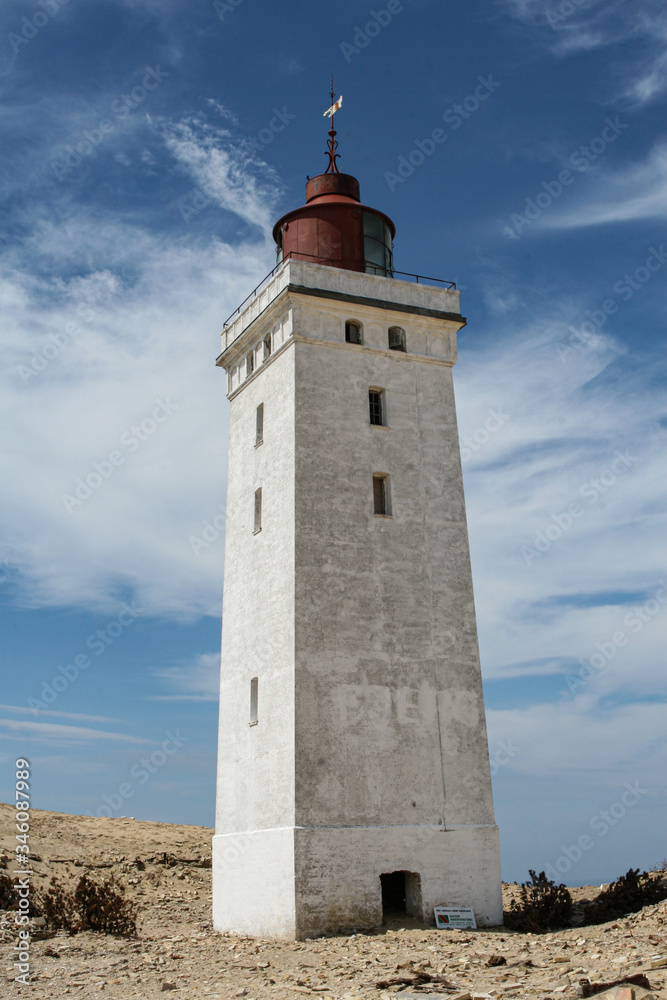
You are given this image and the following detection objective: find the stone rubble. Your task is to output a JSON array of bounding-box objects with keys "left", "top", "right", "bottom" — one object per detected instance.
[{"left": 0, "top": 804, "right": 665, "bottom": 999}]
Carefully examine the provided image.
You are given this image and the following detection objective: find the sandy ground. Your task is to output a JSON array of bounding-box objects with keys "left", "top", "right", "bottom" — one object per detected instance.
[{"left": 1, "top": 803, "right": 665, "bottom": 999}]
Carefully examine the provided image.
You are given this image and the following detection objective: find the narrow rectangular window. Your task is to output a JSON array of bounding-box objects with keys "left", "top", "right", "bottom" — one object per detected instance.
[
  {"left": 373, "top": 475, "right": 389, "bottom": 516},
  {"left": 254, "top": 487, "right": 262, "bottom": 533},
  {"left": 369, "top": 389, "right": 384, "bottom": 426},
  {"left": 256, "top": 403, "right": 264, "bottom": 446},
  {"left": 250, "top": 677, "right": 258, "bottom": 725}
]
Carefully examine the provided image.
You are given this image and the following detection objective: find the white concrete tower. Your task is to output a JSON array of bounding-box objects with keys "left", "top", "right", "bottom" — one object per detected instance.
[{"left": 212, "top": 121, "right": 502, "bottom": 939}]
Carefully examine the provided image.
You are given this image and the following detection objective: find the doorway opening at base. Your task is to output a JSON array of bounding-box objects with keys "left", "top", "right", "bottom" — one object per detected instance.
[{"left": 380, "top": 870, "right": 422, "bottom": 921}]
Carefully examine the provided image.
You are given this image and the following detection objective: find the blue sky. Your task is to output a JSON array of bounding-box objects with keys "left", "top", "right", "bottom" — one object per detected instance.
[{"left": 1, "top": 0, "right": 666, "bottom": 886}]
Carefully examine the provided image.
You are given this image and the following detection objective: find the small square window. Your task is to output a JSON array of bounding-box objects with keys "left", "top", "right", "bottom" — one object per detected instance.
[
  {"left": 369, "top": 390, "right": 384, "bottom": 426},
  {"left": 373, "top": 475, "right": 390, "bottom": 516},
  {"left": 253, "top": 488, "right": 262, "bottom": 533},
  {"left": 256, "top": 403, "right": 264, "bottom": 446}
]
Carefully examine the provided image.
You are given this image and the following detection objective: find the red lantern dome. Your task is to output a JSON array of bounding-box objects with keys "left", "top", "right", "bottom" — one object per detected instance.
[{"left": 272, "top": 98, "right": 395, "bottom": 276}]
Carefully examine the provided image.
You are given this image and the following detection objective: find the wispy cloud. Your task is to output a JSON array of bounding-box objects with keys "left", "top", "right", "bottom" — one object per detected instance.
[
  {"left": 149, "top": 652, "right": 220, "bottom": 701},
  {"left": 0, "top": 717, "right": 152, "bottom": 746},
  {"left": 541, "top": 141, "right": 667, "bottom": 229},
  {"left": 0, "top": 114, "right": 279, "bottom": 619},
  {"left": 487, "top": 698, "right": 666, "bottom": 788},
  {"left": 158, "top": 112, "right": 281, "bottom": 231},
  {"left": 456, "top": 299, "right": 666, "bottom": 709},
  {"left": 503, "top": 0, "right": 667, "bottom": 107},
  {"left": 0, "top": 704, "right": 118, "bottom": 723}
]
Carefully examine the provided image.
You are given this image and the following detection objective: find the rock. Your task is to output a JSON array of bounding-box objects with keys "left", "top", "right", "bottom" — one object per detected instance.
[
  {"left": 161, "top": 982, "right": 178, "bottom": 991},
  {"left": 396, "top": 994, "right": 452, "bottom": 999},
  {"left": 581, "top": 974, "right": 651, "bottom": 997}
]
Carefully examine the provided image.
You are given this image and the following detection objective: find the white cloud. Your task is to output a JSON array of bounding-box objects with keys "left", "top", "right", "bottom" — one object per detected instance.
[
  {"left": 149, "top": 652, "right": 220, "bottom": 701},
  {"left": 159, "top": 113, "right": 281, "bottom": 231},
  {"left": 455, "top": 305, "right": 666, "bottom": 705},
  {"left": 503, "top": 0, "right": 667, "bottom": 107},
  {"left": 540, "top": 142, "right": 667, "bottom": 229},
  {"left": 0, "top": 717, "right": 152, "bottom": 746},
  {"left": 488, "top": 696, "right": 666, "bottom": 880},
  {"left": 0, "top": 118, "right": 279, "bottom": 619},
  {"left": 0, "top": 705, "right": 119, "bottom": 723},
  {"left": 487, "top": 698, "right": 667, "bottom": 785}
]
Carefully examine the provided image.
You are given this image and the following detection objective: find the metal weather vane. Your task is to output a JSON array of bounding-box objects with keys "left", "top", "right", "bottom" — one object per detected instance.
[{"left": 323, "top": 75, "right": 343, "bottom": 174}]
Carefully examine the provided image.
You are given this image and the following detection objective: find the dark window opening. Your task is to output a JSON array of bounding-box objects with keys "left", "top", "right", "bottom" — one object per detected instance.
[
  {"left": 246, "top": 350, "right": 254, "bottom": 374},
  {"left": 345, "top": 321, "right": 362, "bottom": 344},
  {"left": 381, "top": 871, "right": 422, "bottom": 922},
  {"left": 253, "top": 488, "right": 262, "bottom": 533},
  {"left": 256, "top": 404, "right": 264, "bottom": 446},
  {"left": 369, "top": 390, "right": 384, "bottom": 426},
  {"left": 264, "top": 334, "right": 272, "bottom": 358},
  {"left": 388, "top": 326, "right": 406, "bottom": 352},
  {"left": 373, "top": 475, "right": 389, "bottom": 516}
]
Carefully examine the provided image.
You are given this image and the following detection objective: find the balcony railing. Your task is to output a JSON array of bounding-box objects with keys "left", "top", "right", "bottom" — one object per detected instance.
[{"left": 222, "top": 251, "right": 457, "bottom": 329}]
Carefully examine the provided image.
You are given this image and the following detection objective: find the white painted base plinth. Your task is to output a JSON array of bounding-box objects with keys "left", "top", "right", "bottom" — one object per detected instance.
[{"left": 212, "top": 828, "right": 296, "bottom": 939}]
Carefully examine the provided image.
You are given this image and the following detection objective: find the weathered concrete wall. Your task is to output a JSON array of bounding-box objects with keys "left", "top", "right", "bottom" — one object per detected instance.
[
  {"left": 292, "top": 325, "right": 496, "bottom": 832},
  {"left": 293, "top": 825, "right": 502, "bottom": 938},
  {"left": 213, "top": 261, "right": 502, "bottom": 938},
  {"left": 220, "top": 259, "right": 461, "bottom": 353}
]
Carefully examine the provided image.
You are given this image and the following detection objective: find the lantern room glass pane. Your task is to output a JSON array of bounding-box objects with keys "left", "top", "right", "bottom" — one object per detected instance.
[
  {"left": 363, "top": 212, "right": 393, "bottom": 276},
  {"left": 363, "top": 212, "right": 384, "bottom": 241}
]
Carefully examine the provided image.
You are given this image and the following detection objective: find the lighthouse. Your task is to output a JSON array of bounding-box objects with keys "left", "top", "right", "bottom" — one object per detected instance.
[{"left": 212, "top": 97, "right": 502, "bottom": 939}]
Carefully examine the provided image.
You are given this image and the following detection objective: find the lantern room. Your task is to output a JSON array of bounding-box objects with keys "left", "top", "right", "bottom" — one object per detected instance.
[
  {"left": 272, "top": 95, "right": 395, "bottom": 276},
  {"left": 273, "top": 171, "right": 395, "bottom": 277}
]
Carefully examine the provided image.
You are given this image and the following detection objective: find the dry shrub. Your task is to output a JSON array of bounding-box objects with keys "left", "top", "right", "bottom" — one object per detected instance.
[
  {"left": 0, "top": 871, "right": 18, "bottom": 910},
  {"left": 504, "top": 869, "right": 573, "bottom": 933},
  {"left": 39, "top": 874, "right": 137, "bottom": 937},
  {"left": 583, "top": 868, "right": 667, "bottom": 925},
  {"left": 0, "top": 872, "right": 42, "bottom": 916},
  {"left": 38, "top": 877, "right": 78, "bottom": 931}
]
